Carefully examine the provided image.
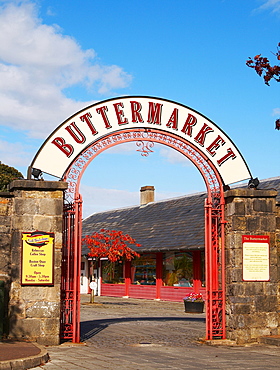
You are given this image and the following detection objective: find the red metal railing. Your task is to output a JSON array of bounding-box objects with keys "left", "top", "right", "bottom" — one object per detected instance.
[
  {"left": 60, "top": 195, "right": 82, "bottom": 342},
  {"left": 205, "top": 192, "right": 226, "bottom": 339}
]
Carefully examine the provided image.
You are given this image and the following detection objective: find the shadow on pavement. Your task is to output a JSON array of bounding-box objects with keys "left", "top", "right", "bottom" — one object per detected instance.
[
  {"left": 95, "top": 301, "right": 139, "bottom": 306},
  {"left": 81, "top": 316, "right": 205, "bottom": 341}
]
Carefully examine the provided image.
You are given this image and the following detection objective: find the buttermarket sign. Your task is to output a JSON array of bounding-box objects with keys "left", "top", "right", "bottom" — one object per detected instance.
[{"left": 30, "top": 96, "right": 251, "bottom": 185}]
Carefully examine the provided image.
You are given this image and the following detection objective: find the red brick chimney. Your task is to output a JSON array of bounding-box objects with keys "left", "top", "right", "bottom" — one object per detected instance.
[{"left": 140, "top": 186, "right": 155, "bottom": 205}]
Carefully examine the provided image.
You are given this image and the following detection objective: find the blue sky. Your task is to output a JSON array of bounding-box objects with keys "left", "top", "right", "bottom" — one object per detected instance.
[{"left": 0, "top": 0, "right": 279, "bottom": 217}]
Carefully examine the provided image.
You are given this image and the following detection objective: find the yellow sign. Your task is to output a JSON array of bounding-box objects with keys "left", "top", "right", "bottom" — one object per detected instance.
[{"left": 21, "top": 231, "right": 54, "bottom": 285}]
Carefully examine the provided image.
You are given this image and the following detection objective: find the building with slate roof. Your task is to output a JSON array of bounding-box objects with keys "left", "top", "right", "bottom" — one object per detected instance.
[
  {"left": 80, "top": 177, "right": 280, "bottom": 301},
  {"left": 82, "top": 191, "right": 206, "bottom": 254}
]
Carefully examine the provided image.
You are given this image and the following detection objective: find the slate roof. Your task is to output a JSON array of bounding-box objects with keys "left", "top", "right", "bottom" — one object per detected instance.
[
  {"left": 82, "top": 177, "right": 280, "bottom": 254},
  {"left": 256, "top": 177, "right": 280, "bottom": 202}
]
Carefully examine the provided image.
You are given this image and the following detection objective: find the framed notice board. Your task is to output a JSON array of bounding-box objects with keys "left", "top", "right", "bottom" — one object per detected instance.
[
  {"left": 242, "top": 235, "right": 270, "bottom": 282},
  {"left": 21, "top": 231, "right": 54, "bottom": 285}
]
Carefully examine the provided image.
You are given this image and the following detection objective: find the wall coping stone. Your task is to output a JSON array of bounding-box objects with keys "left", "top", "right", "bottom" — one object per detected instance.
[
  {"left": 225, "top": 189, "right": 278, "bottom": 199},
  {"left": 0, "top": 191, "right": 14, "bottom": 198},
  {"left": 8, "top": 180, "right": 68, "bottom": 192}
]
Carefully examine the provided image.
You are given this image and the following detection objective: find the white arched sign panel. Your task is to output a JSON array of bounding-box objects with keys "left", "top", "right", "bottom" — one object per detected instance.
[{"left": 30, "top": 96, "right": 251, "bottom": 185}]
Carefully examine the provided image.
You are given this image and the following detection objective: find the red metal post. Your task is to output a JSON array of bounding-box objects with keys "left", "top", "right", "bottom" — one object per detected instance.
[
  {"left": 205, "top": 198, "right": 212, "bottom": 339},
  {"left": 192, "top": 251, "right": 202, "bottom": 293},
  {"left": 124, "top": 260, "right": 131, "bottom": 297},
  {"left": 60, "top": 194, "right": 82, "bottom": 343},
  {"left": 220, "top": 195, "right": 226, "bottom": 338},
  {"left": 156, "top": 252, "right": 163, "bottom": 299},
  {"left": 205, "top": 192, "right": 226, "bottom": 340},
  {"left": 60, "top": 203, "right": 74, "bottom": 341},
  {"left": 73, "top": 195, "right": 82, "bottom": 343}
]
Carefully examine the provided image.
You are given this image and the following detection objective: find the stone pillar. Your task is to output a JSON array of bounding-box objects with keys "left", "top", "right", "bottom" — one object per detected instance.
[
  {"left": 5, "top": 180, "right": 67, "bottom": 345},
  {"left": 0, "top": 191, "right": 14, "bottom": 337},
  {"left": 224, "top": 188, "right": 280, "bottom": 344}
]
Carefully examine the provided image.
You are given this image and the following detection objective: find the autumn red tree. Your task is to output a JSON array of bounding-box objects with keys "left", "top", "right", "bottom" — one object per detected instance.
[
  {"left": 246, "top": 42, "right": 280, "bottom": 86},
  {"left": 82, "top": 229, "right": 140, "bottom": 262},
  {"left": 246, "top": 42, "right": 280, "bottom": 130}
]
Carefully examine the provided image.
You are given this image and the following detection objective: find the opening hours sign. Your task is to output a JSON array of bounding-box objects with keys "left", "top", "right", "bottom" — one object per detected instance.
[{"left": 21, "top": 231, "right": 54, "bottom": 285}]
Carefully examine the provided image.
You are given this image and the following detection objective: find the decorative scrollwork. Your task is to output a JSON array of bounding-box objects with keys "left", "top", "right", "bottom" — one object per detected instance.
[{"left": 136, "top": 140, "right": 154, "bottom": 156}]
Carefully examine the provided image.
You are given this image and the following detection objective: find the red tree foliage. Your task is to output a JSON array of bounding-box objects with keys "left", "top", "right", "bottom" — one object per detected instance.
[
  {"left": 246, "top": 42, "right": 280, "bottom": 86},
  {"left": 82, "top": 229, "right": 140, "bottom": 262},
  {"left": 246, "top": 43, "right": 280, "bottom": 130}
]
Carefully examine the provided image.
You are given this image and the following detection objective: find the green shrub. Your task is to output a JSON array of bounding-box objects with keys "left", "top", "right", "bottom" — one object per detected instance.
[{"left": 0, "top": 163, "right": 23, "bottom": 191}]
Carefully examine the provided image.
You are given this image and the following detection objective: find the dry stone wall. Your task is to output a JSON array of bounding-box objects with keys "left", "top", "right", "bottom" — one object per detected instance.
[
  {"left": 224, "top": 188, "right": 280, "bottom": 344},
  {"left": 0, "top": 192, "right": 13, "bottom": 337},
  {"left": 0, "top": 180, "right": 67, "bottom": 345}
]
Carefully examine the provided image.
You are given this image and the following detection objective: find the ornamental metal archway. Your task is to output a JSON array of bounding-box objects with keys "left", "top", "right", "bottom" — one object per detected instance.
[{"left": 29, "top": 96, "right": 252, "bottom": 343}]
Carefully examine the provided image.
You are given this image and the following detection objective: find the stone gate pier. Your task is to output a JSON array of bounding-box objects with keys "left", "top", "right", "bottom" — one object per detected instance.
[
  {"left": 225, "top": 188, "right": 280, "bottom": 344},
  {"left": 0, "top": 180, "right": 67, "bottom": 345}
]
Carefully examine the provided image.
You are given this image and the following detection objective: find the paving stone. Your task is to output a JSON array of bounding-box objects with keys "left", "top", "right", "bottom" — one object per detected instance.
[{"left": 29, "top": 295, "right": 280, "bottom": 369}]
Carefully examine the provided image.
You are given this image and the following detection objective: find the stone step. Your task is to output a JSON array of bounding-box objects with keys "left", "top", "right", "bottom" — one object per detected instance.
[{"left": 259, "top": 335, "right": 280, "bottom": 346}]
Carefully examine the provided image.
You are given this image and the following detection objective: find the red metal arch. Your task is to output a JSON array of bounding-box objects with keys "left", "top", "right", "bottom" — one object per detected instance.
[
  {"left": 61, "top": 128, "right": 226, "bottom": 342},
  {"left": 64, "top": 129, "right": 223, "bottom": 202}
]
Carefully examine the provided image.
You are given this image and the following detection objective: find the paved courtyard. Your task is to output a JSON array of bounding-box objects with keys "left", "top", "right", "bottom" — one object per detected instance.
[
  {"left": 31, "top": 295, "right": 280, "bottom": 369},
  {"left": 80, "top": 294, "right": 205, "bottom": 347}
]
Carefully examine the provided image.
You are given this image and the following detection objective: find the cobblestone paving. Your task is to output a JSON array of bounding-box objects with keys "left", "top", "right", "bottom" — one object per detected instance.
[
  {"left": 30, "top": 295, "right": 280, "bottom": 369},
  {"left": 80, "top": 295, "right": 205, "bottom": 347}
]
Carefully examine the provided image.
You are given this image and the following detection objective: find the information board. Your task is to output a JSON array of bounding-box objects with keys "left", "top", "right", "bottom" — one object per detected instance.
[
  {"left": 21, "top": 231, "right": 54, "bottom": 285},
  {"left": 242, "top": 235, "right": 270, "bottom": 281}
]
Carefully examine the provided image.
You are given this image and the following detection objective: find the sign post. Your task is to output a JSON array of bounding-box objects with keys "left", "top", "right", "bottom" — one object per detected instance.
[{"left": 89, "top": 279, "right": 97, "bottom": 303}]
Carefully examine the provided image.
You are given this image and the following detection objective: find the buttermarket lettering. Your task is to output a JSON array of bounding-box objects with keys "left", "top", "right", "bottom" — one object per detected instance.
[
  {"left": 31, "top": 96, "right": 251, "bottom": 185},
  {"left": 51, "top": 99, "right": 236, "bottom": 167}
]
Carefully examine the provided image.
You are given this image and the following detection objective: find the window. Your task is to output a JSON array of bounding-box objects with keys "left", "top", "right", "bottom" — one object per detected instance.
[
  {"left": 163, "top": 252, "right": 193, "bottom": 287},
  {"left": 101, "top": 260, "right": 124, "bottom": 284},
  {"left": 131, "top": 253, "right": 156, "bottom": 285}
]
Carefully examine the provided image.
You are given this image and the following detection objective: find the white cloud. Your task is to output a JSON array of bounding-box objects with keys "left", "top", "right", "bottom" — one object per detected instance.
[
  {"left": 81, "top": 185, "right": 139, "bottom": 217},
  {"left": 0, "top": 139, "right": 31, "bottom": 168},
  {"left": 159, "top": 147, "right": 192, "bottom": 166},
  {"left": 255, "top": 0, "right": 280, "bottom": 13},
  {"left": 272, "top": 108, "right": 280, "bottom": 115},
  {"left": 79, "top": 141, "right": 194, "bottom": 166},
  {"left": 0, "top": 1, "right": 132, "bottom": 139},
  {"left": 79, "top": 142, "right": 194, "bottom": 167}
]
